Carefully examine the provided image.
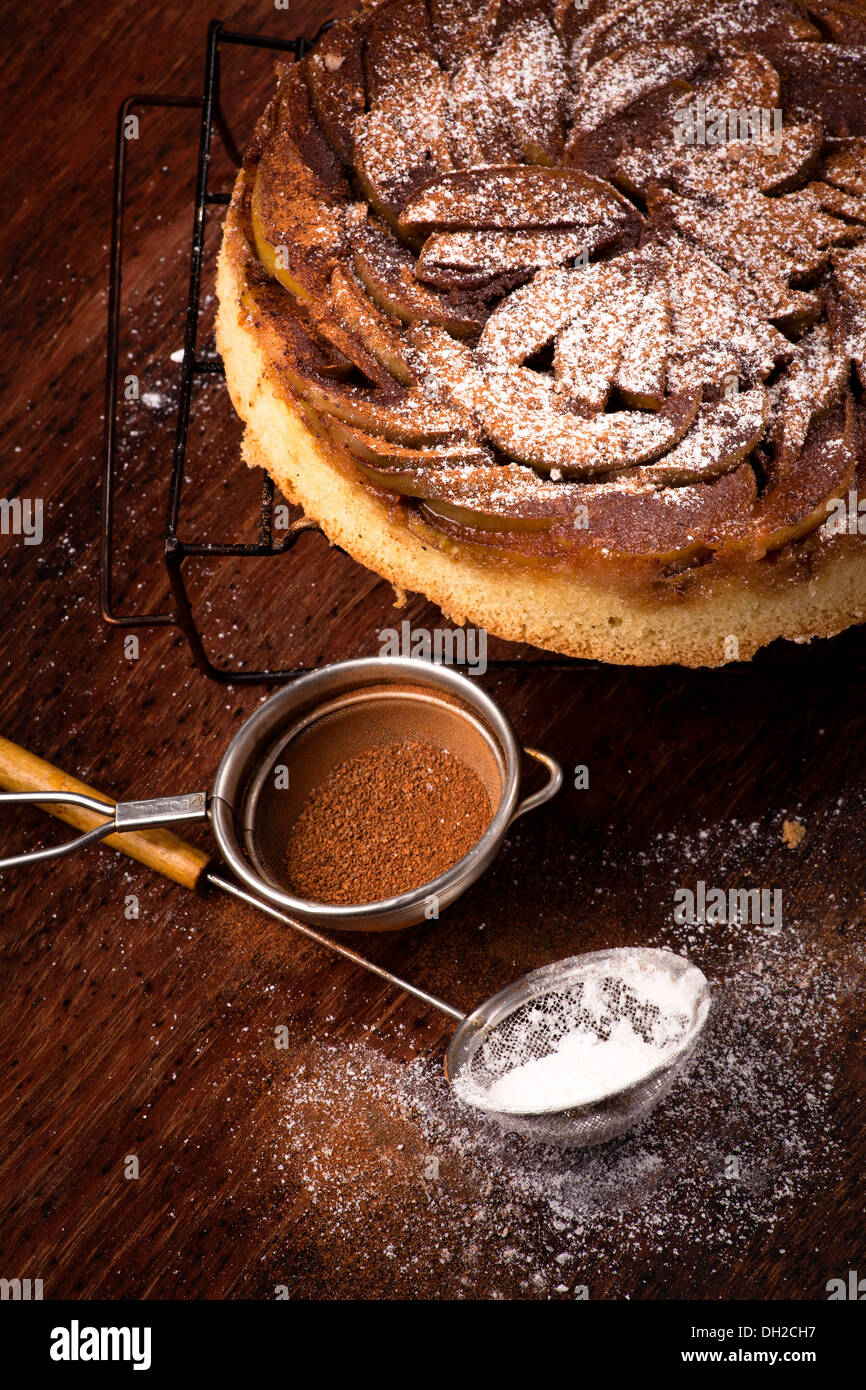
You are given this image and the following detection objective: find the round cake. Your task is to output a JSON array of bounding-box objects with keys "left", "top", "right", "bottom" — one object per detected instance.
[{"left": 216, "top": 0, "right": 866, "bottom": 666}]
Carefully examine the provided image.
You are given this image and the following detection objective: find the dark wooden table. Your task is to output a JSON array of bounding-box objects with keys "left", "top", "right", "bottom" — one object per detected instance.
[{"left": 1, "top": 0, "right": 864, "bottom": 1301}]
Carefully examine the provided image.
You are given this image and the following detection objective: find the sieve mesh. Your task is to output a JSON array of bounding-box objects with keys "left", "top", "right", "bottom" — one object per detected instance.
[
  {"left": 241, "top": 684, "right": 506, "bottom": 899},
  {"left": 448, "top": 950, "right": 710, "bottom": 1148},
  {"left": 467, "top": 974, "right": 691, "bottom": 1090}
]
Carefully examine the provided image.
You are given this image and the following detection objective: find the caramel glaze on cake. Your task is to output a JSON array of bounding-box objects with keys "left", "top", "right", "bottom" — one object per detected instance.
[{"left": 217, "top": 0, "right": 866, "bottom": 666}]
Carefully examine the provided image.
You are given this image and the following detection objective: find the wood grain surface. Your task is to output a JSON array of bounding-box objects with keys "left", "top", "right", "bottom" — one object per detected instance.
[{"left": 1, "top": 0, "right": 864, "bottom": 1301}]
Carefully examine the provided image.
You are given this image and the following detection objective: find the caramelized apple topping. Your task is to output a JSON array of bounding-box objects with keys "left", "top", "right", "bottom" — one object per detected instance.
[
  {"left": 832, "top": 242, "right": 866, "bottom": 388},
  {"left": 399, "top": 165, "right": 636, "bottom": 235},
  {"left": 237, "top": 0, "right": 866, "bottom": 564}
]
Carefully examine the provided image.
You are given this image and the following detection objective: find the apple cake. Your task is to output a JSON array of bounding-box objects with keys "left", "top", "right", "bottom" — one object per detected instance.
[{"left": 216, "top": 0, "right": 866, "bottom": 666}]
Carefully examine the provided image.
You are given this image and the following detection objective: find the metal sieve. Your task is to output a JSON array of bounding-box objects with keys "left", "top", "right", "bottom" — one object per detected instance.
[
  {"left": 445, "top": 948, "right": 711, "bottom": 1148},
  {"left": 0, "top": 658, "right": 709, "bottom": 1146},
  {"left": 213, "top": 657, "right": 562, "bottom": 930},
  {"left": 0, "top": 658, "right": 562, "bottom": 931},
  {"left": 209, "top": 891, "right": 710, "bottom": 1147}
]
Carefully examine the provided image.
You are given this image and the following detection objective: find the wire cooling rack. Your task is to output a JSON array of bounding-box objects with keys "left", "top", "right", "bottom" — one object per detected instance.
[{"left": 103, "top": 20, "right": 362, "bottom": 684}]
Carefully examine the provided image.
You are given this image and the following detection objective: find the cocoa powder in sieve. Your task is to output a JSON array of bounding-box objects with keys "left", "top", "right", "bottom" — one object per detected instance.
[{"left": 284, "top": 738, "right": 493, "bottom": 905}]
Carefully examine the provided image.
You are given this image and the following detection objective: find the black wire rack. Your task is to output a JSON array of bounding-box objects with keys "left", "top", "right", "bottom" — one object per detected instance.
[
  {"left": 101, "top": 20, "right": 333, "bottom": 684},
  {"left": 101, "top": 18, "right": 587, "bottom": 684}
]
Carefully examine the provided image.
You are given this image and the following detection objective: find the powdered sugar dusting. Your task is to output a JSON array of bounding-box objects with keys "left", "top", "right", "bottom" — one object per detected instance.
[
  {"left": 256, "top": 908, "right": 858, "bottom": 1297},
  {"left": 247, "top": 0, "right": 866, "bottom": 554}
]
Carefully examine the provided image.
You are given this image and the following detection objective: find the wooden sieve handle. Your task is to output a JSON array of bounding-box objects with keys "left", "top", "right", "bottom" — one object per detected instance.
[{"left": 0, "top": 736, "right": 211, "bottom": 891}]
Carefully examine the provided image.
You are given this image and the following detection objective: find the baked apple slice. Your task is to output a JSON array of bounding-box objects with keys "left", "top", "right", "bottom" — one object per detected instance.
[
  {"left": 697, "top": 50, "right": 780, "bottom": 111},
  {"left": 250, "top": 180, "right": 398, "bottom": 389},
  {"left": 250, "top": 153, "right": 346, "bottom": 305},
  {"left": 420, "top": 498, "right": 559, "bottom": 534},
  {"left": 406, "top": 325, "right": 484, "bottom": 415},
  {"left": 241, "top": 280, "right": 354, "bottom": 381},
  {"left": 353, "top": 4, "right": 454, "bottom": 227},
  {"left": 351, "top": 460, "right": 456, "bottom": 499},
  {"left": 649, "top": 185, "right": 857, "bottom": 326},
  {"left": 614, "top": 281, "right": 671, "bottom": 409},
  {"left": 447, "top": 51, "right": 524, "bottom": 165},
  {"left": 483, "top": 14, "right": 572, "bottom": 163},
  {"left": 800, "top": 2, "right": 866, "bottom": 45},
  {"left": 832, "top": 243, "right": 866, "bottom": 388},
  {"left": 416, "top": 465, "right": 760, "bottom": 563},
  {"left": 420, "top": 476, "right": 577, "bottom": 531},
  {"left": 303, "top": 20, "right": 368, "bottom": 166},
  {"left": 327, "top": 415, "right": 490, "bottom": 468},
  {"left": 621, "top": 388, "right": 769, "bottom": 486},
  {"left": 300, "top": 300, "right": 402, "bottom": 392},
  {"left": 260, "top": 317, "right": 471, "bottom": 444},
  {"left": 429, "top": 0, "right": 503, "bottom": 70},
  {"left": 399, "top": 165, "right": 635, "bottom": 236},
  {"left": 480, "top": 383, "right": 700, "bottom": 475},
  {"left": 477, "top": 260, "right": 639, "bottom": 370},
  {"left": 272, "top": 64, "right": 349, "bottom": 197},
  {"left": 297, "top": 378, "right": 471, "bottom": 445},
  {"left": 353, "top": 84, "right": 453, "bottom": 231},
  {"left": 549, "top": 466, "right": 757, "bottom": 564},
  {"left": 566, "top": 42, "right": 706, "bottom": 158},
  {"left": 328, "top": 266, "right": 416, "bottom": 386},
  {"left": 564, "top": 76, "right": 696, "bottom": 180},
  {"left": 577, "top": 0, "right": 817, "bottom": 69},
  {"left": 349, "top": 215, "right": 485, "bottom": 338},
  {"left": 615, "top": 121, "right": 822, "bottom": 200},
  {"left": 802, "top": 178, "right": 866, "bottom": 227},
  {"left": 588, "top": 465, "right": 758, "bottom": 563},
  {"left": 762, "top": 41, "right": 866, "bottom": 136},
  {"left": 415, "top": 229, "right": 605, "bottom": 290},
  {"left": 821, "top": 139, "right": 866, "bottom": 197},
  {"left": 363, "top": 0, "right": 442, "bottom": 102},
  {"left": 552, "top": 271, "right": 650, "bottom": 412},
  {"left": 661, "top": 235, "right": 792, "bottom": 391},
  {"left": 412, "top": 272, "right": 700, "bottom": 474},
  {"left": 369, "top": 462, "right": 574, "bottom": 530},
  {"left": 751, "top": 397, "right": 856, "bottom": 550},
  {"left": 769, "top": 323, "right": 850, "bottom": 464}
]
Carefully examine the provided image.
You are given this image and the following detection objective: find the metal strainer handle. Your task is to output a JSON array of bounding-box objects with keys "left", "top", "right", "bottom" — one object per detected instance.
[
  {"left": 208, "top": 870, "right": 466, "bottom": 1023},
  {"left": 0, "top": 790, "right": 208, "bottom": 870},
  {"left": 510, "top": 749, "right": 563, "bottom": 825},
  {"left": 0, "top": 735, "right": 212, "bottom": 889}
]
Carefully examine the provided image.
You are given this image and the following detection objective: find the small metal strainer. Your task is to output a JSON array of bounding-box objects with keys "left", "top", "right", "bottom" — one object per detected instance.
[
  {"left": 445, "top": 949, "right": 711, "bottom": 1147},
  {"left": 0, "top": 658, "right": 710, "bottom": 1147},
  {"left": 0, "top": 659, "right": 563, "bottom": 931}
]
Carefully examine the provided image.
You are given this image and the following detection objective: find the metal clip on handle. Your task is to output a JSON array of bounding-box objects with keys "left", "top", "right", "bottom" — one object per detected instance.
[
  {"left": 509, "top": 749, "right": 563, "bottom": 826},
  {"left": 0, "top": 792, "right": 209, "bottom": 870}
]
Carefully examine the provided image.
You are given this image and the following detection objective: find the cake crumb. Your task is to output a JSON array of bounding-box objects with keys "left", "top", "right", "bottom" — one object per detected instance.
[{"left": 781, "top": 819, "right": 806, "bottom": 849}]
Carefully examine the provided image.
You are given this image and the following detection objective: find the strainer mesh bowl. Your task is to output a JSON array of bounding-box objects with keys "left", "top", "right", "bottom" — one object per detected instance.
[
  {"left": 468, "top": 976, "right": 691, "bottom": 1088},
  {"left": 447, "top": 949, "right": 710, "bottom": 1149}
]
